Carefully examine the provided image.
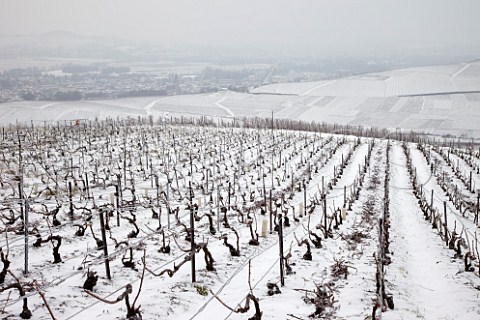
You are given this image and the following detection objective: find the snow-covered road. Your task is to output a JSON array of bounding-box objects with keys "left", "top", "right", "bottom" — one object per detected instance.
[{"left": 384, "top": 143, "right": 480, "bottom": 319}]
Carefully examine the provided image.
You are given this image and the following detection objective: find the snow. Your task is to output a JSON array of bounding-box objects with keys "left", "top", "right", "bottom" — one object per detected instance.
[
  {"left": 251, "top": 81, "right": 332, "bottom": 96},
  {"left": 384, "top": 144, "right": 480, "bottom": 320},
  {"left": 1, "top": 113, "right": 480, "bottom": 320}
]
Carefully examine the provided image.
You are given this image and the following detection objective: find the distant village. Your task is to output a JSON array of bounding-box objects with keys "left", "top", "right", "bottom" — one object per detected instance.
[
  {"left": 0, "top": 63, "right": 273, "bottom": 103},
  {"left": 0, "top": 56, "right": 414, "bottom": 104}
]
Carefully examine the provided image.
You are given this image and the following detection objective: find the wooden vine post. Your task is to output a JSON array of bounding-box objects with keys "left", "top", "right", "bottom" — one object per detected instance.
[
  {"left": 262, "top": 168, "right": 266, "bottom": 213},
  {"left": 278, "top": 214, "right": 285, "bottom": 286},
  {"left": 68, "top": 181, "right": 74, "bottom": 220},
  {"left": 470, "top": 171, "right": 473, "bottom": 193},
  {"left": 205, "top": 168, "right": 208, "bottom": 194},
  {"left": 291, "top": 171, "right": 294, "bottom": 194},
  {"left": 189, "top": 181, "right": 196, "bottom": 283},
  {"left": 228, "top": 181, "right": 231, "bottom": 210},
  {"left": 24, "top": 198, "right": 29, "bottom": 276},
  {"left": 271, "top": 152, "right": 274, "bottom": 190},
  {"left": 217, "top": 185, "right": 220, "bottom": 232},
  {"left": 115, "top": 184, "right": 120, "bottom": 227},
  {"left": 85, "top": 172, "right": 90, "bottom": 199},
  {"left": 443, "top": 201, "right": 448, "bottom": 246},
  {"left": 269, "top": 190, "right": 273, "bottom": 233},
  {"left": 377, "top": 218, "right": 385, "bottom": 315},
  {"left": 98, "top": 208, "right": 111, "bottom": 280},
  {"left": 323, "top": 195, "right": 327, "bottom": 232},
  {"left": 117, "top": 173, "right": 123, "bottom": 203},
  {"left": 303, "top": 181, "right": 307, "bottom": 217},
  {"left": 475, "top": 194, "right": 479, "bottom": 226},
  {"left": 155, "top": 175, "right": 161, "bottom": 229},
  {"left": 167, "top": 180, "right": 171, "bottom": 229}
]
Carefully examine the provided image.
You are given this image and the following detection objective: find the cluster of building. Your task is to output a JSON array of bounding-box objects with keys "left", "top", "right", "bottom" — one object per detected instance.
[{"left": 0, "top": 65, "right": 267, "bottom": 103}]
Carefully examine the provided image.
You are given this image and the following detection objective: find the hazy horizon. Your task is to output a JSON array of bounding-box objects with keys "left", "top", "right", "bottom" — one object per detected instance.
[{"left": 1, "top": 0, "right": 480, "bottom": 58}]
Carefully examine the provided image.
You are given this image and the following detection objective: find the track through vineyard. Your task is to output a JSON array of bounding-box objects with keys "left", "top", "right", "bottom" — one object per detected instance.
[{"left": 385, "top": 143, "right": 480, "bottom": 319}]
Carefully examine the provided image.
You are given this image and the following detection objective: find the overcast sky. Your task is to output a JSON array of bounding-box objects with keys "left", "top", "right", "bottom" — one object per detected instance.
[{"left": 1, "top": 0, "right": 479, "bottom": 56}]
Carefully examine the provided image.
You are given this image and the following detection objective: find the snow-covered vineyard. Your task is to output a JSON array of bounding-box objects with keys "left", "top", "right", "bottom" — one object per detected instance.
[{"left": 1, "top": 117, "right": 480, "bottom": 320}]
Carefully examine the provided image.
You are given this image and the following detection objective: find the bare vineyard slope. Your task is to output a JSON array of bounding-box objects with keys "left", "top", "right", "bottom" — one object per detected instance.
[{"left": 1, "top": 117, "right": 480, "bottom": 320}]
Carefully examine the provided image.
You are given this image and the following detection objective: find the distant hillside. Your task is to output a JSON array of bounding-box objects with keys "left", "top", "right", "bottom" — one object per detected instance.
[
  {"left": 247, "top": 60, "right": 480, "bottom": 137},
  {"left": 1, "top": 61, "right": 480, "bottom": 138}
]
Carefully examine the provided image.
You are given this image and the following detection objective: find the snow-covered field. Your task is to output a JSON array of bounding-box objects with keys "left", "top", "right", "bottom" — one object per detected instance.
[
  {"left": 1, "top": 117, "right": 480, "bottom": 320},
  {"left": 2, "top": 60, "right": 480, "bottom": 137}
]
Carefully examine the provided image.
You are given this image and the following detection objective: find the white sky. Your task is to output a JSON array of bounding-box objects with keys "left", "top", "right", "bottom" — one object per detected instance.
[{"left": 1, "top": 0, "right": 479, "bottom": 55}]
